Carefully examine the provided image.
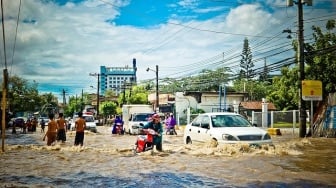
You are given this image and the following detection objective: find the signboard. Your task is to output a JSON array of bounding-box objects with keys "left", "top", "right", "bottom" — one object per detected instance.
[{"left": 302, "top": 80, "right": 322, "bottom": 101}]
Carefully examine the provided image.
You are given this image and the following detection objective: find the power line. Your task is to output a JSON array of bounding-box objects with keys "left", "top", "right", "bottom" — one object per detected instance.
[
  {"left": 1, "top": 0, "right": 7, "bottom": 69},
  {"left": 9, "top": 0, "right": 22, "bottom": 76}
]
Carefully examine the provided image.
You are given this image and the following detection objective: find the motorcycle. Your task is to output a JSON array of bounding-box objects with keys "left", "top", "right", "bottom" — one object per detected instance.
[
  {"left": 115, "top": 122, "right": 124, "bottom": 135},
  {"left": 134, "top": 128, "right": 158, "bottom": 154},
  {"left": 112, "top": 122, "right": 124, "bottom": 135},
  {"left": 166, "top": 124, "right": 177, "bottom": 135}
]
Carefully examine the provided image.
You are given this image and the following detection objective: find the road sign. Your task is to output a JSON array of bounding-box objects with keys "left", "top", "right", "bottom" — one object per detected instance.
[{"left": 302, "top": 80, "right": 322, "bottom": 101}]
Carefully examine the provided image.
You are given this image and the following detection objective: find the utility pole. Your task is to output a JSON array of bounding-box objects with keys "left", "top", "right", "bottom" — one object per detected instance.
[
  {"left": 155, "top": 65, "right": 159, "bottom": 112},
  {"left": 1, "top": 69, "right": 8, "bottom": 152},
  {"left": 287, "top": 0, "right": 312, "bottom": 137},
  {"left": 62, "top": 89, "right": 67, "bottom": 105},
  {"left": 81, "top": 89, "right": 84, "bottom": 112},
  {"left": 1, "top": 0, "right": 8, "bottom": 152},
  {"left": 146, "top": 65, "right": 159, "bottom": 112},
  {"left": 297, "top": 0, "right": 306, "bottom": 137},
  {"left": 89, "top": 73, "right": 100, "bottom": 117}
]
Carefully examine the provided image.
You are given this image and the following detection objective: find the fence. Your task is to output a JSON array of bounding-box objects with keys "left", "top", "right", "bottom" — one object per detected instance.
[
  {"left": 251, "top": 110, "right": 308, "bottom": 129},
  {"left": 178, "top": 110, "right": 307, "bottom": 131}
]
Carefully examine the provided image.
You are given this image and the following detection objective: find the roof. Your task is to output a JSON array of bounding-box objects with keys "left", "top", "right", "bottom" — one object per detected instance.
[{"left": 240, "top": 101, "right": 276, "bottom": 110}]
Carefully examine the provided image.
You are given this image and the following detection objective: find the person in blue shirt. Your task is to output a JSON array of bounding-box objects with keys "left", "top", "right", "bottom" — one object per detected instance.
[
  {"left": 112, "top": 115, "right": 124, "bottom": 134},
  {"left": 143, "top": 113, "right": 163, "bottom": 152}
]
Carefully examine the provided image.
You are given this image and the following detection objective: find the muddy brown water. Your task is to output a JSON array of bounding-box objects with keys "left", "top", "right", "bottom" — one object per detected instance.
[{"left": 1, "top": 126, "right": 335, "bottom": 187}]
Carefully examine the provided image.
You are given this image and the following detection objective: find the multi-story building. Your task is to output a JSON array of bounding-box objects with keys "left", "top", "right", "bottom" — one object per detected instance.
[{"left": 100, "top": 58, "right": 137, "bottom": 96}]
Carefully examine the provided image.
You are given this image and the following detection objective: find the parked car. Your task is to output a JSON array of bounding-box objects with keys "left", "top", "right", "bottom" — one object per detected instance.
[
  {"left": 183, "top": 112, "right": 272, "bottom": 146},
  {"left": 127, "top": 113, "right": 153, "bottom": 135},
  {"left": 38, "top": 116, "right": 50, "bottom": 125},
  {"left": 70, "top": 114, "right": 97, "bottom": 133},
  {"left": 8, "top": 117, "right": 27, "bottom": 128},
  {"left": 14, "top": 117, "right": 27, "bottom": 128}
]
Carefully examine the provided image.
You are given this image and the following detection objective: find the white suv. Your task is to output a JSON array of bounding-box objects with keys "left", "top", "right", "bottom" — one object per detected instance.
[{"left": 70, "top": 114, "right": 97, "bottom": 133}]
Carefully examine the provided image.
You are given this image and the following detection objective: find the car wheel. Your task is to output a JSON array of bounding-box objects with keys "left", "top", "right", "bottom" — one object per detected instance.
[
  {"left": 186, "top": 137, "right": 192, "bottom": 144},
  {"left": 210, "top": 139, "right": 218, "bottom": 147}
]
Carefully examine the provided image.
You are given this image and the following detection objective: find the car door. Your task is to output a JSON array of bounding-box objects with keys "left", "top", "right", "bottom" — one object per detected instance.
[
  {"left": 188, "top": 116, "right": 202, "bottom": 142},
  {"left": 199, "top": 115, "right": 212, "bottom": 142}
]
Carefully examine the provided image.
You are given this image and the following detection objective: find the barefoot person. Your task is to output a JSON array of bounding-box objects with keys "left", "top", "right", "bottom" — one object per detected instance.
[
  {"left": 43, "top": 114, "right": 57, "bottom": 146},
  {"left": 56, "top": 113, "right": 67, "bottom": 143},
  {"left": 74, "top": 112, "right": 86, "bottom": 146}
]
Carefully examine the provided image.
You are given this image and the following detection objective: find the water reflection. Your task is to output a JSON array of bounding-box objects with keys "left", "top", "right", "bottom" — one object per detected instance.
[{"left": 1, "top": 127, "right": 335, "bottom": 187}]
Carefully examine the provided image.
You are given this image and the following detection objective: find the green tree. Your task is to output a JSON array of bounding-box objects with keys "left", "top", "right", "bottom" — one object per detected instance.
[
  {"left": 239, "top": 37, "right": 254, "bottom": 80},
  {"left": 100, "top": 101, "right": 117, "bottom": 117},
  {"left": 259, "top": 59, "right": 269, "bottom": 82},
  {"left": 118, "top": 85, "right": 149, "bottom": 105},
  {"left": 232, "top": 79, "right": 270, "bottom": 101},
  {"left": 267, "top": 67, "right": 299, "bottom": 110},
  {"left": 266, "top": 20, "right": 336, "bottom": 110},
  {"left": 64, "top": 95, "right": 83, "bottom": 117},
  {"left": 305, "top": 20, "right": 336, "bottom": 97},
  {"left": 8, "top": 76, "right": 43, "bottom": 114},
  {"left": 178, "top": 67, "right": 231, "bottom": 92}
]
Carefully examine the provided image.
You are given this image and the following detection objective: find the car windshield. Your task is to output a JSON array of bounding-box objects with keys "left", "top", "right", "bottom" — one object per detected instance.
[
  {"left": 133, "top": 114, "right": 150, "bottom": 121},
  {"left": 84, "top": 116, "right": 94, "bottom": 122},
  {"left": 211, "top": 115, "right": 251, "bottom": 127}
]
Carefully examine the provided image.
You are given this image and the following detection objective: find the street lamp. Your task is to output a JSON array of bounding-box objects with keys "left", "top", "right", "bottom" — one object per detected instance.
[
  {"left": 146, "top": 65, "right": 159, "bottom": 112},
  {"left": 89, "top": 73, "right": 100, "bottom": 117}
]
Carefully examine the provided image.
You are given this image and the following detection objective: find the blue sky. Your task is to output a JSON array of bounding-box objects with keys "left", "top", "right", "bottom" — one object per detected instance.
[{"left": 0, "top": 0, "right": 335, "bottom": 102}]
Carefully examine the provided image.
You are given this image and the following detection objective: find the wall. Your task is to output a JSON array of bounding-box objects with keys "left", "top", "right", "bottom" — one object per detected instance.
[{"left": 174, "top": 92, "right": 245, "bottom": 119}]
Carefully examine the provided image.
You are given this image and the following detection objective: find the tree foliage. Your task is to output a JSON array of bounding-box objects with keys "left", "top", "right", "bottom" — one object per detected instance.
[
  {"left": 232, "top": 79, "right": 270, "bottom": 101},
  {"left": 118, "top": 85, "right": 149, "bottom": 105},
  {"left": 239, "top": 37, "right": 254, "bottom": 80},
  {"left": 267, "top": 67, "right": 299, "bottom": 110},
  {"left": 305, "top": 20, "right": 336, "bottom": 97},
  {"left": 100, "top": 101, "right": 117, "bottom": 117},
  {"left": 266, "top": 20, "right": 336, "bottom": 110},
  {"left": 6, "top": 75, "right": 59, "bottom": 116}
]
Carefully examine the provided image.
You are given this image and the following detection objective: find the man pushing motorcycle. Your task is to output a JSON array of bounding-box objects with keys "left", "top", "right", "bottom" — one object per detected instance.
[{"left": 142, "top": 113, "right": 163, "bottom": 152}]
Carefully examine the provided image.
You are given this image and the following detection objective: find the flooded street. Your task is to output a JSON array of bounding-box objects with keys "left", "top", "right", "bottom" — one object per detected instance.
[{"left": 1, "top": 126, "right": 336, "bottom": 187}]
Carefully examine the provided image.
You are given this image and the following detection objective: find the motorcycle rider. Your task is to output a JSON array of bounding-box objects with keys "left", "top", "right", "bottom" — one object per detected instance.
[
  {"left": 165, "top": 113, "right": 177, "bottom": 135},
  {"left": 112, "top": 115, "right": 124, "bottom": 134},
  {"left": 143, "top": 113, "right": 163, "bottom": 152}
]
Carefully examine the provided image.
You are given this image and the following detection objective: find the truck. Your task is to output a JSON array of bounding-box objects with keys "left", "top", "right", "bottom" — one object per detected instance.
[{"left": 122, "top": 104, "right": 154, "bottom": 134}]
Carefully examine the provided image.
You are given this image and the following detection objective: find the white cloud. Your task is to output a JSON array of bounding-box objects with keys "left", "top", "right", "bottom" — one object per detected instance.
[
  {"left": 225, "top": 4, "right": 279, "bottom": 35},
  {"left": 0, "top": 0, "right": 334, "bottom": 100}
]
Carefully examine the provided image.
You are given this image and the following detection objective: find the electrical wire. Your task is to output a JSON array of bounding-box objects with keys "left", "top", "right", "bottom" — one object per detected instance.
[
  {"left": 1, "top": 0, "right": 7, "bottom": 69},
  {"left": 9, "top": 0, "right": 22, "bottom": 76}
]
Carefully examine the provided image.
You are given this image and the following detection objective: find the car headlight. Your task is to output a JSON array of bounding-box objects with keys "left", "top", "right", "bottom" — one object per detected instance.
[
  {"left": 263, "top": 133, "right": 271, "bottom": 140},
  {"left": 222, "top": 134, "right": 238, "bottom": 141}
]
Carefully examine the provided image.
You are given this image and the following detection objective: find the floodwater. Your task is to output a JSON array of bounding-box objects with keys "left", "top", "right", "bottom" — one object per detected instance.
[{"left": 1, "top": 126, "right": 335, "bottom": 188}]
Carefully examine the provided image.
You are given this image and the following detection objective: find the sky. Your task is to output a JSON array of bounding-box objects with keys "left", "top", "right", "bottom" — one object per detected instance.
[{"left": 0, "top": 0, "right": 335, "bottom": 102}]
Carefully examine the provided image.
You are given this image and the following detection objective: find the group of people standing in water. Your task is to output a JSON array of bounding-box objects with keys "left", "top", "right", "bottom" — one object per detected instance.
[{"left": 43, "top": 112, "right": 86, "bottom": 146}]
